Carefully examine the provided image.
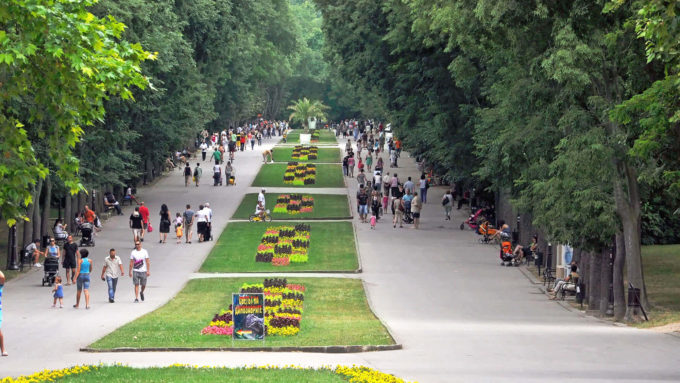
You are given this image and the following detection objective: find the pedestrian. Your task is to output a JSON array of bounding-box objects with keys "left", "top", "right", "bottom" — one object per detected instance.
[
  {"left": 210, "top": 147, "right": 222, "bottom": 164},
  {"left": 72, "top": 248, "right": 92, "bottom": 309},
  {"left": 129, "top": 208, "right": 143, "bottom": 244},
  {"left": 139, "top": 201, "right": 150, "bottom": 241},
  {"left": 129, "top": 241, "right": 150, "bottom": 303},
  {"left": 199, "top": 141, "right": 208, "bottom": 161},
  {"left": 101, "top": 248, "right": 124, "bottom": 303},
  {"left": 393, "top": 196, "right": 404, "bottom": 228},
  {"left": 370, "top": 214, "right": 377, "bottom": 229},
  {"left": 195, "top": 204, "right": 207, "bottom": 242},
  {"left": 371, "top": 191, "right": 381, "bottom": 220},
  {"left": 213, "top": 160, "right": 222, "bottom": 186},
  {"left": 184, "top": 163, "right": 192, "bottom": 187},
  {"left": 51, "top": 276, "right": 64, "bottom": 308},
  {"left": 356, "top": 187, "right": 368, "bottom": 223},
  {"left": 342, "top": 155, "right": 349, "bottom": 176},
  {"left": 225, "top": 161, "right": 233, "bottom": 186},
  {"left": 419, "top": 175, "right": 428, "bottom": 203},
  {"left": 62, "top": 235, "right": 79, "bottom": 285},
  {"left": 411, "top": 191, "right": 422, "bottom": 229},
  {"left": 390, "top": 173, "right": 400, "bottom": 200},
  {"left": 193, "top": 163, "right": 202, "bottom": 186},
  {"left": 442, "top": 189, "right": 453, "bottom": 220},
  {"left": 0, "top": 270, "right": 7, "bottom": 356},
  {"left": 404, "top": 177, "right": 415, "bottom": 195},
  {"left": 159, "top": 204, "right": 171, "bottom": 243},
  {"left": 366, "top": 153, "right": 373, "bottom": 172},
  {"left": 204, "top": 203, "right": 213, "bottom": 241},
  {"left": 174, "top": 213, "right": 183, "bottom": 244},
  {"left": 348, "top": 155, "right": 355, "bottom": 178},
  {"left": 183, "top": 204, "right": 195, "bottom": 243},
  {"left": 357, "top": 169, "right": 367, "bottom": 186}
]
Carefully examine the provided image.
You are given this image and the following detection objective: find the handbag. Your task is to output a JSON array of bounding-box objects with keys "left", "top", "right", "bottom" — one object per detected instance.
[{"left": 147, "top": 223, "right": 153, "bottom": 232}]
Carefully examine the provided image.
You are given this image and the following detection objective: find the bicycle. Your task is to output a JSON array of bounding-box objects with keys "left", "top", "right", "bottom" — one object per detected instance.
[{"left": 249, "top": 209, "right": 273, "bottom": 222}]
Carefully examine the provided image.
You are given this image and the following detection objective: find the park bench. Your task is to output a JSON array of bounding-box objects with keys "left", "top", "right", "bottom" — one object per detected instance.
[{"left": 543, "top": 267, "right": 556, "bottom": 290}]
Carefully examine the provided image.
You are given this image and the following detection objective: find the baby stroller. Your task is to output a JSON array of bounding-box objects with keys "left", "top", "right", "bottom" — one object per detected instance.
[
  {"left": 477, "top": 221, "right": 499, "bottom": 244},
  {"left": 79, "top": 222, "right": 95, "bottom": 247},
  {"left": 402, "top": 199, "right": 414, "bottom": 224},
  {"left": 460, "top": 209, "right": 484, "bottom": 230},
  {"left": 499, "top": 234, "right": 519, "bottom": 266},
  {"left": 213, "top": 170, "right": 223, "bottom": 186},
  {"left": 42, "top": 257, "right": 59, "bottom": 286}
]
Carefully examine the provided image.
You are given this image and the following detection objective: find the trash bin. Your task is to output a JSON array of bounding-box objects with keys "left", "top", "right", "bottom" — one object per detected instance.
[{"left": 534, "top": 251, "right": 543, "bottom": 267}]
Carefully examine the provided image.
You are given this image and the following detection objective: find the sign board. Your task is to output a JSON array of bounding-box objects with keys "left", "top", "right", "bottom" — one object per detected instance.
[
  {"left": 300, "top": 133, "right": 311, "bottom": 144},
  {"left": 232, "top": 293, "right": 265, "bottom": 340}
]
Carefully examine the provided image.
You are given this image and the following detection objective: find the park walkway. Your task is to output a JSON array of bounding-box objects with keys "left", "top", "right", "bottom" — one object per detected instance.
[{"left": 2, "top": 133, "right": 680, "bottom": 382}]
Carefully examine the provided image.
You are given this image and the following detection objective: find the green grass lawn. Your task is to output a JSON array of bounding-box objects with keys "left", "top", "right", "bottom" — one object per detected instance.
[
  {"left": 232, "top": 193, "right": 350, "bottom": 220},
  {"left": 88, "top": 278, "right": 394, "bottom": 349},
  {"left": 286, "top": 129, "right": 337, "bottom": 144},
  {"left": 252, "top": 163, "right": 344, "bottom": 188},
  {"left": 40, "top": 366, "right": 346, "bottom": 382},
  {"left": 200, "top": 222, "right": 358, "bottom": 272},
  {"left": 273, "top": 147, "right": 341, "bottom": 163},
  {"left": 635, "top": 244, "right": 680, "bottom": 328}
]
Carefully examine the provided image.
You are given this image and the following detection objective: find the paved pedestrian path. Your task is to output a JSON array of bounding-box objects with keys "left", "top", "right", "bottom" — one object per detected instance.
[{"left": 2, "top": 133, "right": 680, "bottom": 383}]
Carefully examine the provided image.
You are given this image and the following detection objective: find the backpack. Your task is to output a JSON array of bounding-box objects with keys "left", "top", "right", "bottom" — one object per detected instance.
[
  {"left": 442, "top": 196, "right": 450, "bottom": 206},
  {"left": 193, "top": 168, "right": 199, "bottom": 177}
]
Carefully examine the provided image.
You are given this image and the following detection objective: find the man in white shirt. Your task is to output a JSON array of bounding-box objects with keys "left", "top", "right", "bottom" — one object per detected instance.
[
  {"left": 258, "top": 188, "right": 266, "bottom": 210},
  {"left": 129, "top": 241, "right": 150, "bottom": 303},
  {"left": 195, "top": 205, "right": 208, "bottom": 242},
  {"left": 203, "top": 203, "right": 213, "bottom": 241},
  {"left": 403, "top": 177, "right": 415, "bottom": 194},
  {"left": 199, "top": 141, "right": 208, "bottom": 161}
]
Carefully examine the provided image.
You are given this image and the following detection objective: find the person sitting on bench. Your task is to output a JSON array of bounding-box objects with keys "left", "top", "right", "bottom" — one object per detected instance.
[
  {"left": 104, "top": 192, "right": 123, "bottom": 215},
  {"left": 550, "top": 264, "right": 579, "bottom": 300}
]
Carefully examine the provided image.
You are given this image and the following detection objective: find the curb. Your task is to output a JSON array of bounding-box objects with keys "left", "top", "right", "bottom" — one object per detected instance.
[
  {"left": 80, "top": 344, "right": 402, "bottom": 353},
  {"left": 360, "top": 278, "right": 400, "bottom": 347}
]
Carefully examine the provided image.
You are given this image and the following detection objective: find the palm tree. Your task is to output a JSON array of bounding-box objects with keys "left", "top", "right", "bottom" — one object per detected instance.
[{"left": 287, "top": 98, "right": 329, "bottom": 130}]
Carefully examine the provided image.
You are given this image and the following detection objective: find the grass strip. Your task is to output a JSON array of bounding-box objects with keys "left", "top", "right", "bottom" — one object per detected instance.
[
  {"left": 200, "top": 222, "right": 358, "bottom": 272},
  {"left": 252, "top": 163, "right": 344, "bottom": 188},
  {"left": 232, "top": 193, "right": 350, "bottom": 220},
  {"left": 634, "top": 245, "right": 680, "bottom": 328},
  {"left": 286, "top": 129, "right": 337, "bottom": 144},
  {"left": 88, "top": 278, "right": 393, "bottom": 349}
]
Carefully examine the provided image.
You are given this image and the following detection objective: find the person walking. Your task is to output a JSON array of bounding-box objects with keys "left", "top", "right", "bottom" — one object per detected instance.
[
  {"left": 193, "top": 163, "right": 202, "bottom": 186},
  {"left": 129, "top": 208, "right": 143, "bottom": 244},
  {"left": 183, "top": 204, "right": 195, "bottom": 243},
  {"left": 348, "top": 155, "right": 355, "bottom": 178},
  {"left": 101, "top": 249, "right": 124, "bottom": 303},
  {"left": 419, "top": 175, "right": 428, "bottom": 203},
  {"left": 129, "top": 241, "right": 150, "bottom": 303},
  {"left": 72, "top": 249, "right": 92, "bottom": 309},
  {"left": 392, "top": 196, "right": 404, "bottom": 228},
  {"left": 357, "top": 169, "right": 367, "bottom": 187},
  {"left": 159, "top": 204, "right": 171, "bottom": 243},
  {"left": 366, "top": 153, "right": 373, "bottom": 172},
  {"left": 184, "top": 163, "right": 192, "bottom": 187},
  {"left": 225, "top": 161, "right": 233, "bottom": 186},
  {"left": 138, "top": 201, "right": 150, "bottom": 242},
  {"left": 442, "top": 189, "right": 453, "bottom": 220},
  {"left": 195, "top": 204, "right": 207, "bottom": 242},
  {"left": 62, "top": 235, "right": 79, "bottom": 285},
  {"left": 411, "top": 191, "right": 422, "bottom": 229},
  {"left": 356, "top": 187, "right": 369, "bottom": 223},
  {"left": 403, "top": 177, "right": 415, "bottom": 195},
  {"left": 0, "top": 270, "right": 7, "bottom": 356},
  {"left": 199, "top": 141, "right": 208, "bottom": 161}
]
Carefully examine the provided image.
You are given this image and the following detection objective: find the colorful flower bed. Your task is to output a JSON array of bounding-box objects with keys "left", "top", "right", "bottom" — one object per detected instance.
[
  {"left": 3, "top": 365, "right": 415, "bottom": 383},
  {"left": 273, "top": 194, "right": 314, "bottom": 215},
  {"left": 311, "top": 131, "right": 320, "bottom": 143},
  {"left": 291, "top": 145, "right": 318, "bottom": 161},
  {"left": 201, "top": 278, "right": 306, "bottom": 337},
  {"left": 283, "top": 162, "right": 316, "bottom": 185},
  {"left": 256, "top": 224, "right": 311, "bottom": 265}
]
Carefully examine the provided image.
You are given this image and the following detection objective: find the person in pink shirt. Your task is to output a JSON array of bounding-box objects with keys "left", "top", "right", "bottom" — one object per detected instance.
[
  {"left": 348, "top": 155, "right": 355, "bottom": 178},
  {"left": 138, "top": 201, "right": 150, "bottom": 242}
]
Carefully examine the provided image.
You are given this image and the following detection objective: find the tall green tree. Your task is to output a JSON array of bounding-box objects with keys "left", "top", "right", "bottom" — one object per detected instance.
[{"left": 287, "top": 98, "right": 329, "bottom": 129}]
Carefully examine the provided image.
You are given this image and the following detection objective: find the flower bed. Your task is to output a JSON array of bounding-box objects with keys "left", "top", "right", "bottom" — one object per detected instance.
[
  {"left": 256, "top": 224, "right": 310, "bottom": 265},
  {"left": 201, "top": 278, "right": 306, "bottom": 337},
  {"left": 283, "top": 162, "right": 316, "bottom": 185},
  {"left": 273, "top": 194, "right": 314, "bottom": 215},
  {"left": 291, "top": 145, "right": 318, "bottom": 161},
  {"left": 311, "top": 131, "right": 320, "bottom": 143}
]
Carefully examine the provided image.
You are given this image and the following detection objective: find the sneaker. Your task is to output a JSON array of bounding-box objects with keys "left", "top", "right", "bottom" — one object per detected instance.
[
  {"left": 34, "top": 263, "right": 42, "bottom": 268},
  {"left": 140, "top": 292, "right": 145, "bottom": 301},
  {"left": 134, "top": 299, "right": 139, "bottom": 303},
  {"left": 109, "top": 298, "right": 114, "bottom": 303}
]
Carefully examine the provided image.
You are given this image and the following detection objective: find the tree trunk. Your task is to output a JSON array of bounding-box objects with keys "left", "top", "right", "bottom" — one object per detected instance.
[
  {"left": 613, "top": 159, "right": 649, "bottom": 318},
  {"left": 40, "top": 174, "right": 51, "bottom": 239},
  {"left": 600, "top": 247, "right": 612, "bottom": 316},
  {"left": 65, "top": 194, "right": 72, "bottom": 230},
  {"left": 613, "top": 232, "right": 626, "bottom": 321},
  {"left": 32, "top": 177, "right": 44, "bottom": 244},
  {"left": 588, "top": 251, "right": 602, "bottom": 312},
  {"left": 22, "top": 184, "right": 39, "bottom": 247},
  {"left": 573, "top": 248, "right": 582, "bottom": 265},
  {"left": 581, "top": 251, "right": 591, "bottom": 305}
]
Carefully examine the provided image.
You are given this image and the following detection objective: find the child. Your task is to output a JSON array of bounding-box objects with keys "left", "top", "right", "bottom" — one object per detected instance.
[
  {"left": 370, "top": 214, "right": 377, "bottom": 229},
  {"left": 175, "top": 213, "right": 184, "bottom": 244},
  {"left": 52, "top": 276, "right": 64, "bottom": 308},
  {"left": 382, "top": 195, "right": 389, "bottom": 213}
]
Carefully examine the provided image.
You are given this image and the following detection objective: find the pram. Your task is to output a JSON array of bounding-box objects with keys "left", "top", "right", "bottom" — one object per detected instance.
[
  {"left": 460, "top": 209, "right": 484, "bottom": 231},
  {"left": 402, "top": 200, "right": 414, "bottom": 224},
  {"left": 213, "top": 170, "right": 223, "bottom": 186},
  {"left": 477, "top": 221, "right": 499, "bottom": 244},
  {"left": 42, "top": 257, "right": 59, "bottom": 286},
  {"left": 79, "top": 222, "right": 95, "bottom": 247},
  {"left": 500, "top": 234, "right": 519, "bottom": 266}
]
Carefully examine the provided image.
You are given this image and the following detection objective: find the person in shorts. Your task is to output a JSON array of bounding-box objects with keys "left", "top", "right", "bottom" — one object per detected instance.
[
  {"left": 129, "top": 241, "right": 150, "bottom": 303},
  {"left": 129, "top": 208, "right": 143, "bottom": 244},
  {"left": 62, "top": 235, "right": 79, "bottom": 285}
]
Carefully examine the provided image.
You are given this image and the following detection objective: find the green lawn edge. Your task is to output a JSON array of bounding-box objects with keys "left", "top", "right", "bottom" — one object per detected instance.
[
  {"left": 272, "top": 147, "right": 341, "bottom": 163},
  {"left": 252, "top": 163, "right": 344, "bottom": 188},
  {"left": 88, "top": 278, "right": 395, "bottom": 350},
  {"left": 200, "top": 221, "right": 359, "bottom": 273},
  {"left": 232, "top": 193, "right": 351, "bottom": 220},
  {"left": 286, "top": 129, "right": 337, "bottom": 144}
]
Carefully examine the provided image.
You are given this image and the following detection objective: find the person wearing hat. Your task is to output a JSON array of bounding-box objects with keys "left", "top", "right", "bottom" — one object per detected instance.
[{"left": 129, "top": 207, "right": 144, "bottom": 245}]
